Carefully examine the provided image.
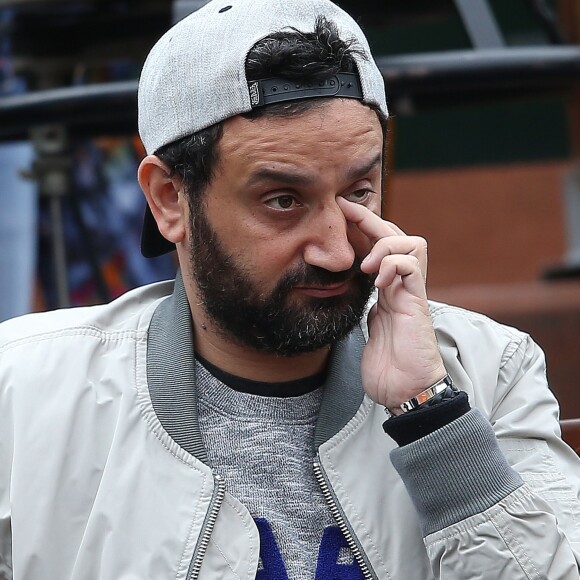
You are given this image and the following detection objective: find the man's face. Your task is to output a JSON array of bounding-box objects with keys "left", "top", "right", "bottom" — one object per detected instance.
[{"left": 187, "top": 99, "right": 384, "bottom": 355}]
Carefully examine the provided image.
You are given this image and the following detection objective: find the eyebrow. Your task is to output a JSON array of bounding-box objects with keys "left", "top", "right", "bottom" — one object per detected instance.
[
  {"left": 248, "top": 168, "right": 312, "bottom": 187},
  {"left": 246, "top": 152, "right": 382, "bottom": 188},
  {"left": 344, "top": 152, "right": 382, "bottom": 182}
]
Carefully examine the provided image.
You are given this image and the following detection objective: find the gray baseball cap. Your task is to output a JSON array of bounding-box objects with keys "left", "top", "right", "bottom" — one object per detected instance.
[{"left": 138, "top": 0, "right": 388, "bottom": 257}]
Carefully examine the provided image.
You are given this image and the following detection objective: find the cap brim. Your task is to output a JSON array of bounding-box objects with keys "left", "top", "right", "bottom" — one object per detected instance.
[{"left": 141, "top": 205, "right": 176, "bottom": 258}]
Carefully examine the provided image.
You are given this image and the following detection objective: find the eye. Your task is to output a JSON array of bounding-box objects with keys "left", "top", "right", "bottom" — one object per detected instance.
[
  {"left": 264, "top": 195, "right": 301, "bottom": 210},
  {"left": 343, "top": 189, "right": 372, "bottom": 204}
]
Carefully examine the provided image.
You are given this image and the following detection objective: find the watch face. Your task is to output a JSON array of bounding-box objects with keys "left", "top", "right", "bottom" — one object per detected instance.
[
  {"left": 385, "top": 376, "right": 458, "bottom": 418},
  {"left": 401, "top": 376, "right": 456, "bottom": 414}
]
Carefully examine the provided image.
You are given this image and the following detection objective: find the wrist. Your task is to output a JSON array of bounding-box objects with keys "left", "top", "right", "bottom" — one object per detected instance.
[
  {"left": 383, "top": 391, "right": 470, "bottom": 446},
  {"left": 385, "top": 374, "right": 457, "bottom": 419}
]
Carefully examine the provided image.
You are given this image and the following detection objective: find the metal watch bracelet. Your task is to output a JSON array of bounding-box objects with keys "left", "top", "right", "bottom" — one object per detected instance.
[{"left": 386, "top": 374, "right": 457, "bottom": 417}]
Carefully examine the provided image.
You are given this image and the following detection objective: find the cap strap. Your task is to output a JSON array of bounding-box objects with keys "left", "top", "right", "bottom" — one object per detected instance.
[{"left": 248, "top": 72, "right": 362, "bottom": 108}]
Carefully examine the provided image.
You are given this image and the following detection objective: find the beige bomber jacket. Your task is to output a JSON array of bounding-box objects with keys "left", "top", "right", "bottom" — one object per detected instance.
[{"left": 0, "top": 275, "right": 579, "bottom": 579}]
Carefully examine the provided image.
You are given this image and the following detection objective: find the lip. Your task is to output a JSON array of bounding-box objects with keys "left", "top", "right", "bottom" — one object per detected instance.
[{"left": 294, "top": 281, "right": 350, "bottom": 298}]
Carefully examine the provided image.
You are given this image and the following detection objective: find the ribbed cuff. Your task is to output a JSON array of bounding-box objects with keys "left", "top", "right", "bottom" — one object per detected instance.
[
  {"left": 390, "top": 409, "right": 523, "bottom": 536},
  {"left": 383, "top": 392, "right": 470, "bottom": 446}
]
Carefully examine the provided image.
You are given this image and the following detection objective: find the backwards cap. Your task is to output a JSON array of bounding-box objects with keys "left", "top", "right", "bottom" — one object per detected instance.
[{"left": 138, "top": 0, "right": 388, "bottom": 256}]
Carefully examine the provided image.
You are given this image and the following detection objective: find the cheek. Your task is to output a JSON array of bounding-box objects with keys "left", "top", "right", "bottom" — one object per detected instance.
[
  {"left": 228, "top": 229, "right": 302, "bottom": 285},
  {"left": 253, "top": 235, "right": 301, "bottom": 270},
  {"left": 368, "top": 195, "right": 382, "bottom": 216},
  {"left": 346, "top": 224, "right": 373, "bottom": 259}
]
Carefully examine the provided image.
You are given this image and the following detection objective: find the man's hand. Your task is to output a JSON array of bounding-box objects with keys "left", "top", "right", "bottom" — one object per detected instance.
[{"left": 337, "top": 198, "right": 446, "bottom": 411}]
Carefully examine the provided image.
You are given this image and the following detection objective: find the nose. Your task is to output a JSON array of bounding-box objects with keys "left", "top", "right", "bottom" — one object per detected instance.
[{"left": 302, "top": 204, "right": 355, "bottom": 272}]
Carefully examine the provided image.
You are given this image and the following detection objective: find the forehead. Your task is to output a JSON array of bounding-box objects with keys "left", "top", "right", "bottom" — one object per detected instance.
[{"left": 217, "top": 99, "right": 384, "bottom": 171}]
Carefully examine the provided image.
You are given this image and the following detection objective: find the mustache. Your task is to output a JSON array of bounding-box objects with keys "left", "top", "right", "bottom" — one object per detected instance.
[{"left": 276, "top": 258, "right": 369, "bottom": 292}]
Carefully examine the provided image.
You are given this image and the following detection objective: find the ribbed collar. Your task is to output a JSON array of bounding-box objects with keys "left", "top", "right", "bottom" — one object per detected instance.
[{"left": 146, "top": 271, "right": 366, "bottom": 463}]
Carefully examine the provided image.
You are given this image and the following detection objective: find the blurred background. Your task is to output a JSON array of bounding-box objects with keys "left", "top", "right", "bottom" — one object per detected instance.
[{"left": 0, "top": 0, "right": 579, "bottom": 418}]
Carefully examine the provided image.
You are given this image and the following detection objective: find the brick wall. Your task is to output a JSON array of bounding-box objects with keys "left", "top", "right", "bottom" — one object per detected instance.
[
  {"left": 387, "top": 161, "right": 580, "bottom": 419},
  {"left": 386, "top": 161, "right": 569, "bottom": 287}
]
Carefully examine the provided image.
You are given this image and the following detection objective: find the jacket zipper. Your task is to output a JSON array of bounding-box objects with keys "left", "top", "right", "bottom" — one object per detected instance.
[
  {"left": 187, "top": 474, "right": 226, "bottom": 580},
  {"left": 313, "top": 460, "right": 377, "bottom": 580}
]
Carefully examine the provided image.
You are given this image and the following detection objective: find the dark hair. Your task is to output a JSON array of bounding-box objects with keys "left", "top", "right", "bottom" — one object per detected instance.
[{"left": 155, "top": 16, "right": 386, "bottom": 208}]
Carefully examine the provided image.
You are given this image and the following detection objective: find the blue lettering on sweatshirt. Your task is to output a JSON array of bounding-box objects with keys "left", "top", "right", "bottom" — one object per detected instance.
[{"left": 254, "top": 518, "right": 364, "bottom": 579}]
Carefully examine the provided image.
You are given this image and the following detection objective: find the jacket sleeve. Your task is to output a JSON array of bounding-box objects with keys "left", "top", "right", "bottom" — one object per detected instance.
[
  {"left": 389, "top": 331, "right": 580, "bottom": 579},
  {"left": 0, "top": 352, "right": 13, "bottom": 580}
]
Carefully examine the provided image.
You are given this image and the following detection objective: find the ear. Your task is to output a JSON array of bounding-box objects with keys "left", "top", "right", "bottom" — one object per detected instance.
[{"left": 138, "top": 155, "right": 187, "bottom": 245}]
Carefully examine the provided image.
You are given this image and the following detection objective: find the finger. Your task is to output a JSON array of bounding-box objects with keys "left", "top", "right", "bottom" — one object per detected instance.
[
  {"left": 362, "top": 235, "right": 428, "bottom": 281},
  {"left": 337, "top": 197, "right": 406, "bottom": 242},
  {"left": 375, "top": 254, "right": 427, "bottom": 299}
]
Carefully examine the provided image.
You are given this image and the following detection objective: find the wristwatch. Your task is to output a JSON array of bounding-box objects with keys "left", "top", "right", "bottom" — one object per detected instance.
[{"left": 385, "top": 374, "right": 458, "bottom": 418}]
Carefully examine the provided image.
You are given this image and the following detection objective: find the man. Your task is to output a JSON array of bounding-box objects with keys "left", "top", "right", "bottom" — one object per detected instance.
[{"left": 1, "top": 0, "right": 579, "bottom": 578}]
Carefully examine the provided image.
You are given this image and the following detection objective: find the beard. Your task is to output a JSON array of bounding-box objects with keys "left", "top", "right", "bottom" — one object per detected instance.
[{"left": 189, "top": 204, "right": 375, "bottom": 356}]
